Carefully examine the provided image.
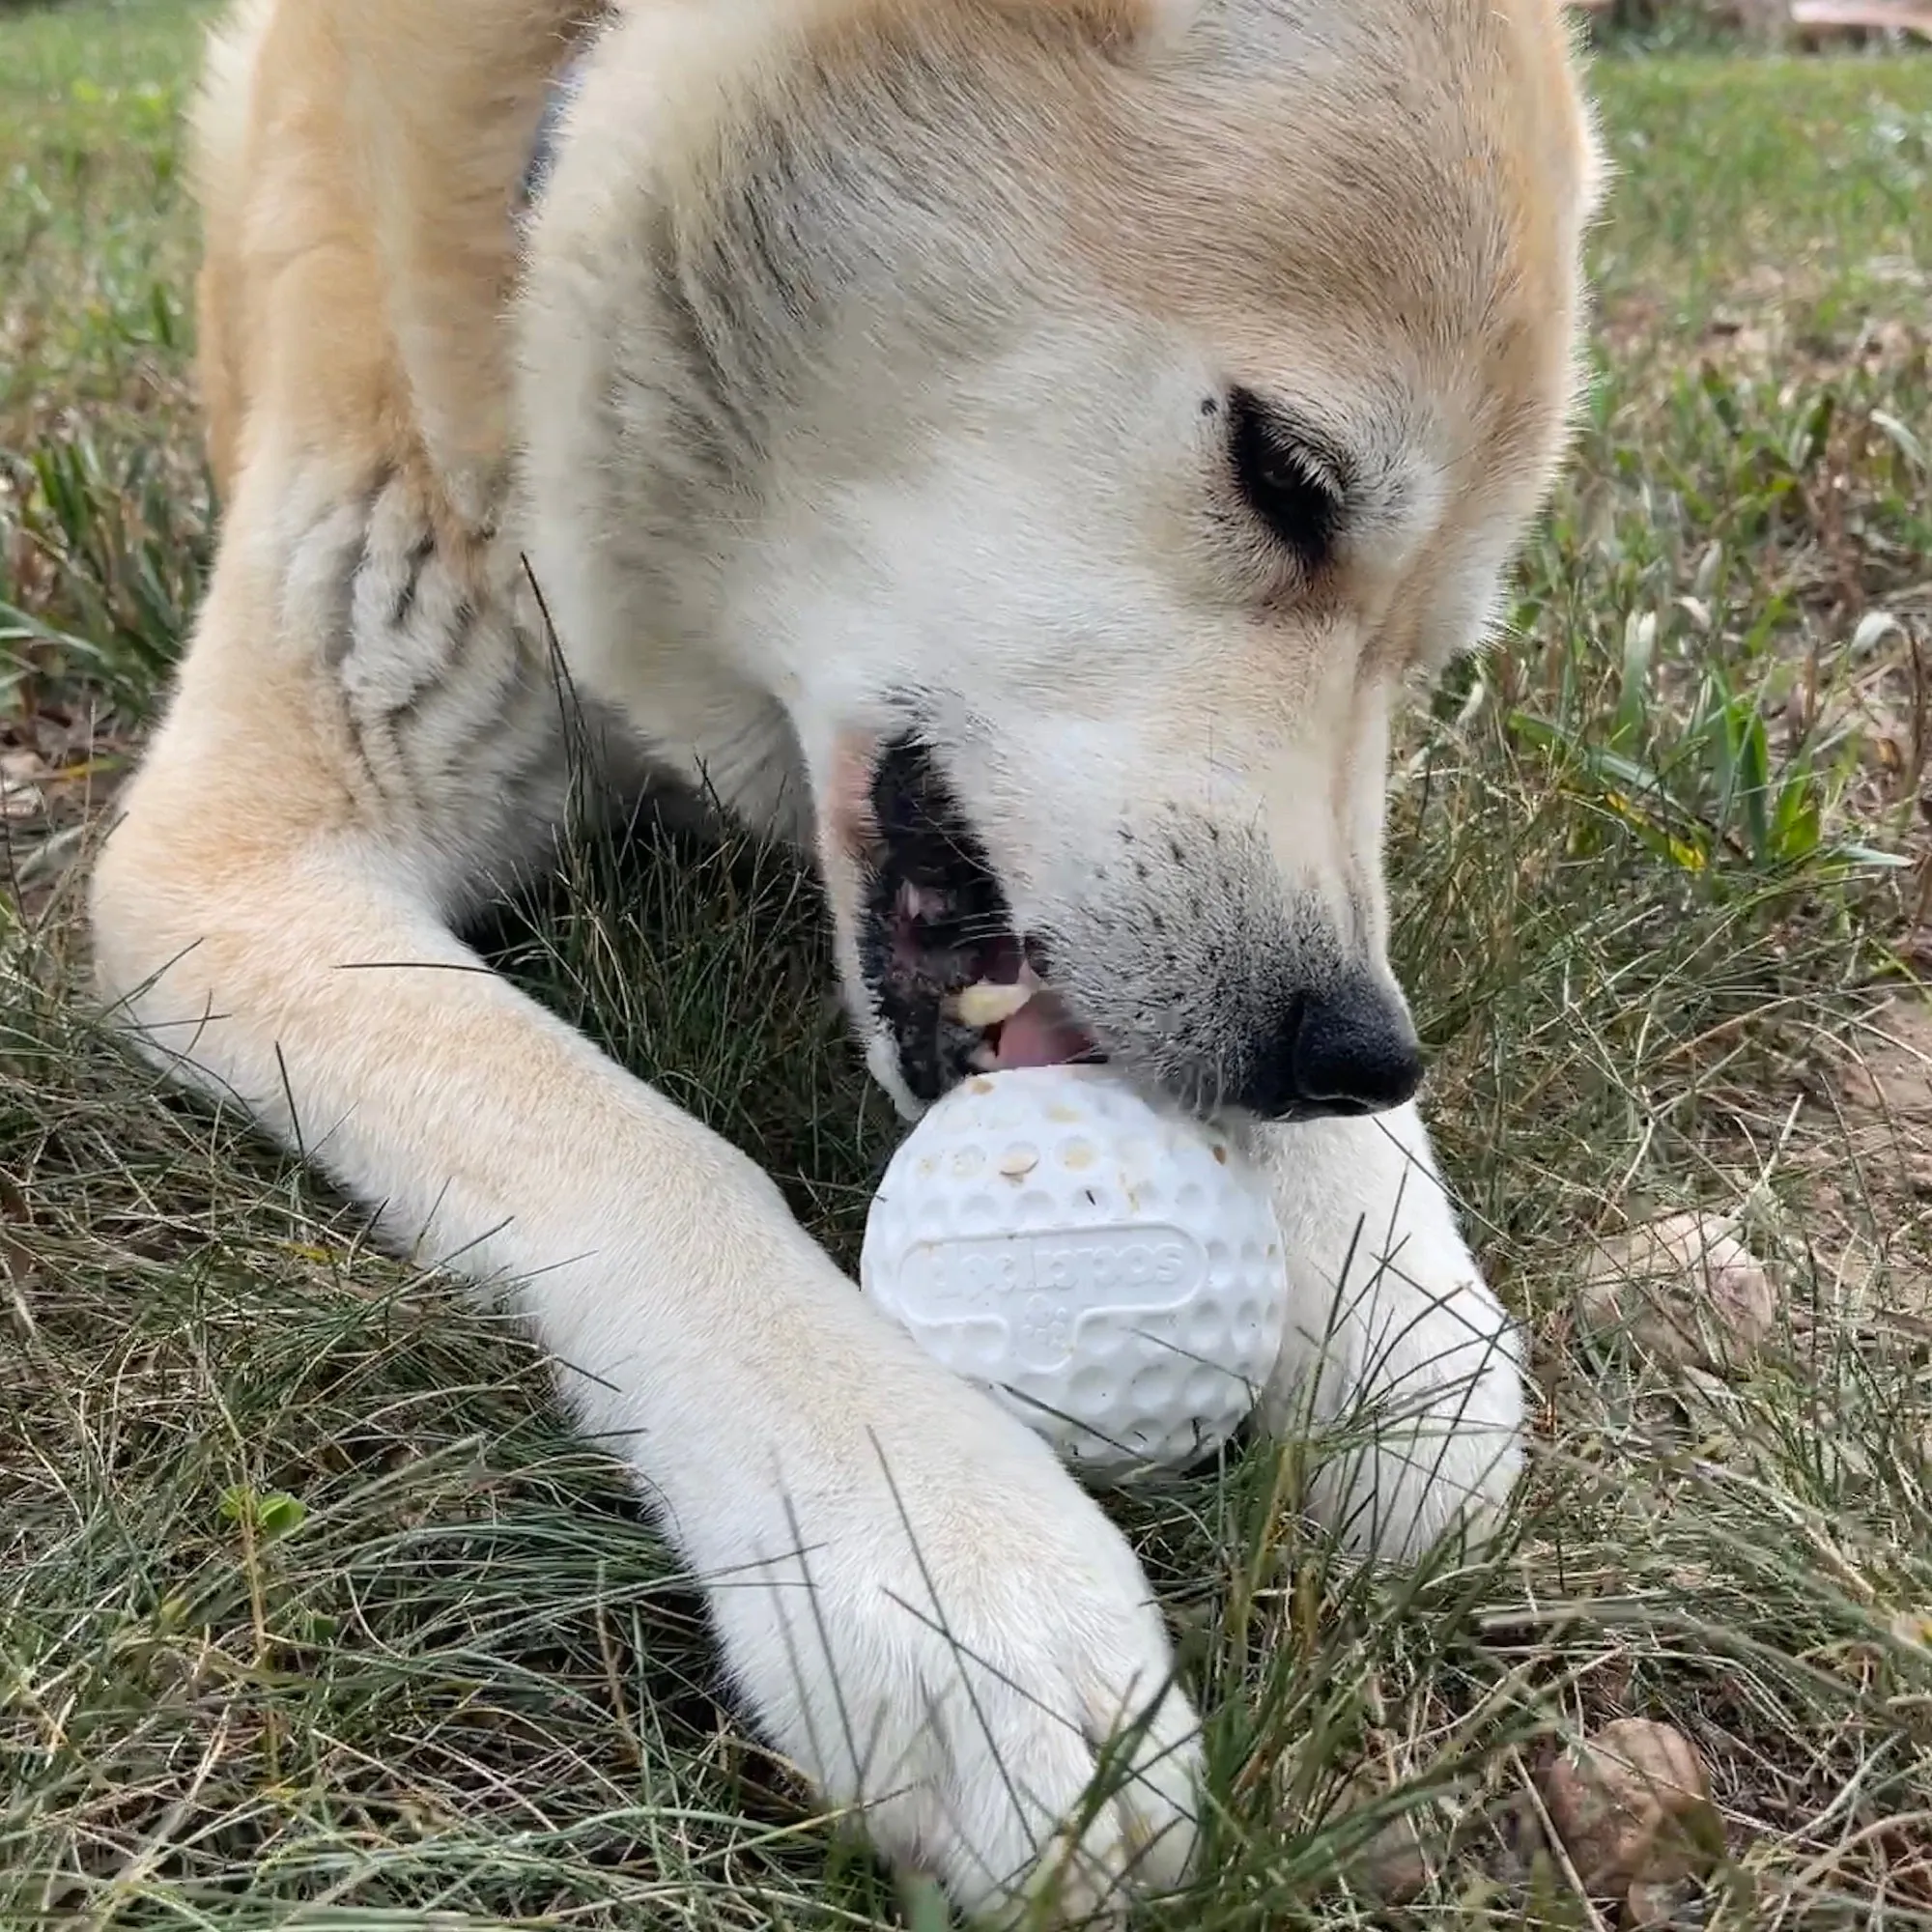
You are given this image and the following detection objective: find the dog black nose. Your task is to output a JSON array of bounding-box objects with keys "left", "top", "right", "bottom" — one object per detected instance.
[{"left": 1235, "top": 975, "right": 1423, "bottom": 1121}]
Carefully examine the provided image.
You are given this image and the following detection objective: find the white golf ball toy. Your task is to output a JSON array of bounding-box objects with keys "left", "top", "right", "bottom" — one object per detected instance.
[{"left": 861, "top": 1065, "right": 1289, "bottom": 1478}]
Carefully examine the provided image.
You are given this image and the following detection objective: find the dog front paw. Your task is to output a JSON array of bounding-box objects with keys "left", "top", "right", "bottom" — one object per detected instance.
[
  {"left": 697, "top": 1385, "right": 1202, "bottom": 1924},
  {"left": 1244, "top": 1105, "right": 1527, "bottom": 1565},
  {"left": 1260, "top": 1214, "right": 1526, "bottom": 1564}
]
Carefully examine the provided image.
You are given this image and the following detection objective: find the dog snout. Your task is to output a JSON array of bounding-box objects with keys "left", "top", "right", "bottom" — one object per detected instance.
[{"left": 1235, "top": 971, "right": 1422, "bottom": 1121}]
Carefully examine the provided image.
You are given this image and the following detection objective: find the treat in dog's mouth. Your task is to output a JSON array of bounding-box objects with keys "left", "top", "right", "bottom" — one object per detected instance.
[{"left": 855, "top": 737, "right": 1099, "bottom": 1104}]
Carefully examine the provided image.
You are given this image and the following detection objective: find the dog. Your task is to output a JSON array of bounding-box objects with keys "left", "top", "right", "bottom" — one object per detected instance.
[{"left": 87, "top": 0, "right": 1603, "bottom": 1918}]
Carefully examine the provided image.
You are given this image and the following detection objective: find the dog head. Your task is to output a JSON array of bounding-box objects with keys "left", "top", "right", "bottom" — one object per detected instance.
[{"left": 518, "top": 0, "right": 1605, "bottom": 1122}]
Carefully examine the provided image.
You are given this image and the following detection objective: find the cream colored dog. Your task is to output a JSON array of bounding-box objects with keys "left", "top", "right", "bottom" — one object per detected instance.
[{"left": 89, "top": 0, "right": 1602, "bottom": 1918}]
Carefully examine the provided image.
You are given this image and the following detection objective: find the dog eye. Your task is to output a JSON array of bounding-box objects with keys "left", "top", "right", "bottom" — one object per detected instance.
[{"left": 1227, "top": 388, "right": 1341, "bottom": 569}]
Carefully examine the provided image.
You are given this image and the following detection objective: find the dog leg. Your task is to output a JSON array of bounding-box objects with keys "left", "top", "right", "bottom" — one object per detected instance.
[
  {"left": 89, "top": 503, "right": 1199, "bottom": 1930},
  {"left": 1247, "top": 1103, "right": 1526, "bottom": 1562}
]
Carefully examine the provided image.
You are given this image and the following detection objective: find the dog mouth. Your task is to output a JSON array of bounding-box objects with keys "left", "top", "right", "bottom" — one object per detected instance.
[{"left": 854, "top": 737, "right": 1099, "bottom": 1104}]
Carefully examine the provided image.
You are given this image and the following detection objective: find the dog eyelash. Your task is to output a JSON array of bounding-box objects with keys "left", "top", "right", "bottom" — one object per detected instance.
[{"left": 1226, "top": 387, "right": 1342, "bottom": 570}]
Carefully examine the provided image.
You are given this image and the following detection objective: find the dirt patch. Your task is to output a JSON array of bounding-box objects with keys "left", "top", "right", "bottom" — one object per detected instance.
[
  {"left": 0, "top": 704, "right": 128, "bottom": 925},
  {"left": 1837, "top": 994, "right": 1932, "bottom": 1179},
  {"left": 1795, "top": 994, "right": 1932, "bottom": 1319}
]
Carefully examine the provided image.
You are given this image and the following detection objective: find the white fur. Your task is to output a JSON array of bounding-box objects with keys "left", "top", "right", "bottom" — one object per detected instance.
[
  {"left": 1250, "top": 1102, "right": 1525, "bottom": 1558},
  {"left": 90, "top": 0, "right": 1603, "bottom": 1919}
]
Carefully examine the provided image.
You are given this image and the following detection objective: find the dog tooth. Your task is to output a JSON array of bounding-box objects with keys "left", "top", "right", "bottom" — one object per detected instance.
[
  {"left": 897, "top": 879, "right": 949, "bottom": 923},
  {"left": 950, "top": 980, "right": 1035, "bottom": 1028}
]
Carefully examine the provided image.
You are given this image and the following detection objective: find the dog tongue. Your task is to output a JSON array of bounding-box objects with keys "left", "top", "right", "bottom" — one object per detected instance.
[{"left": 992, "top": 992, "right": 1095, "bottom": 1068}]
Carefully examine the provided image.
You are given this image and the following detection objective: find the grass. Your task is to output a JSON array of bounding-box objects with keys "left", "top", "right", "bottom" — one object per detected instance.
[
  {"left": 1591, "top": 54, "right": 1932, "bottom": 334},
  {"left": 5, "top": 6, "right": 1932, "bottom": 1926}
]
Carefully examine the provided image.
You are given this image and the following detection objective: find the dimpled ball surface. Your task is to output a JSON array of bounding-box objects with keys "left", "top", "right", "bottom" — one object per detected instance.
[{"left": 860, "top": 1065, "right": 1289, "bottom": 1478}]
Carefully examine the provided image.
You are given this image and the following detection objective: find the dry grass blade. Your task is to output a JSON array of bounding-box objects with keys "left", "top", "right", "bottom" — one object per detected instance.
[{"left": 5, "top": 5, "right": 1932, "bottom": 1927}]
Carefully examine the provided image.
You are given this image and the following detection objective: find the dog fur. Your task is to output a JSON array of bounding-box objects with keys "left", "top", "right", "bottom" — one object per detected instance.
[{"left": 89, "top": 0, "right": 1604, "bottom": 1918}]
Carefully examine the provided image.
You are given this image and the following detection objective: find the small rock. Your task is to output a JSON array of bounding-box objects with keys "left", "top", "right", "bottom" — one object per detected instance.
[
  {"left": 1542, "top": 1719, "right": 1724, "bottom": 1895},
  {"left": 0, "top": 778, "right": 44, "bottom": 820},
  {"left": 1359, "top": 1807, "right": 1431, "bottom": 1903},
  {"left": 1625, "top": 1878, "right": 1693, "bottom": 1928},
  {"left": 1323, "top": 1778, "right": 1440, "bottom": 1903},
  {"left": 1578, "top": 1211, "right": 1776, "bottom": 1371}
]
